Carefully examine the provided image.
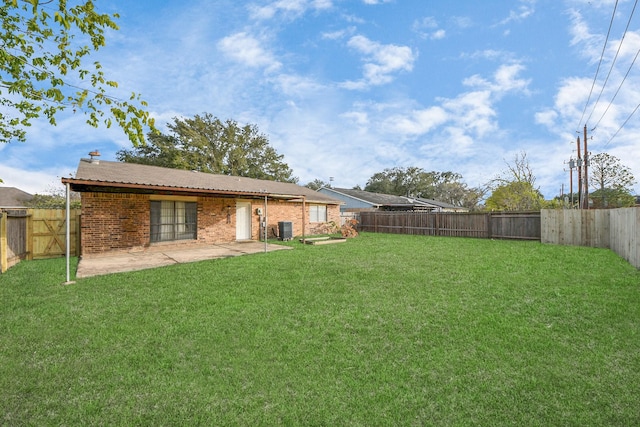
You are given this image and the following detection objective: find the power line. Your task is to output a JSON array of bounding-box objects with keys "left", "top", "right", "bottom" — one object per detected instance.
[
  {"left": 604, "top": 101, "right": 640, "bottom": 147},
  {"left": 576, "top": 0, "right": 619, "bottom": 131},
  {"left": 586, "top": 0, "right": 639, "bottom": 126},
  {"left": 592, "top": 45, "right": 640, "bottom": 130}
]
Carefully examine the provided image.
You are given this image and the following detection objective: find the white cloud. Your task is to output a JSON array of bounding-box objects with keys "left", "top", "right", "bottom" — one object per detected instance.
[
  {"left": 383, "top": 106, "right": 448, "bottom": 136},
  {"left": 451, "top": 16, "right": 472, "bottom": 29},
  {"left": 274, "top": 73, "right": 326, "bottom": 97},
  {"left": 217, "top": 32, "right": 282, "bottom": 72},
  {"left": 496, "top": 0, "right": 536, "bottom": 26},
  {"left": 534, "top": 110, "right": 558, "bottom": 129},
  {"left": 567, "top": 9, "right": 604, "bottom": 62},
  {"left": 431, "top": 29, "right": 446, "bottom": 40},
  {"left": 342, "top": 35, "right": 416, "bottom": 89},
  {"left": 441, "top": 90, "right": 498, "bottom": 138},
  {"left": 321, "top": 27, "right": 356, "bottom": 40},
  {"left": 413, "top": 17, "right": 446, "bottom": 40},
  {"left": 341, "top": 110, "right": 369, "bottom": 127},
  {"left": 248, "top": 0, "right": 332, "bottom": 20},
  {"left": 460, "top": 49, "right": 515, "bottom": 62},
  {"left": 0, "top": 163, "right": 72, "bottom": 195},
  {"left": 463, "top": 63, "right": 531, "bottom": 96}
]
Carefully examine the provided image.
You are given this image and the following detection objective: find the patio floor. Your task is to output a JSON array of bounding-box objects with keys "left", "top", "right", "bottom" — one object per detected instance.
[{"left": 75, "top": 241, "right": 292, "bottom": 278}]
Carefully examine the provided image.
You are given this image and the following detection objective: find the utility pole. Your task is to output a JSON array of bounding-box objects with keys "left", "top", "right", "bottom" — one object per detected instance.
[
  {"left": 576, "top": 136, "right": 582, "bottom": 209},
  {"left": 568, "top": 157, "right": 575, "bottom": 207},
  {"left": 583, "top": 125, "right": 589, "bottom": 209}
]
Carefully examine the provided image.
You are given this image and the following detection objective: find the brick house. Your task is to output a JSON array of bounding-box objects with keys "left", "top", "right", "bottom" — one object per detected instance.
[{"left": 62, "top": 158, "right": 341, "bottom": 257}]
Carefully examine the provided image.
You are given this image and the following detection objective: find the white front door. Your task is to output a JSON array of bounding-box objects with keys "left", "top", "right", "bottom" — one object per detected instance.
[{"left": 236, "top": 201, "right": 252, "bottom": 240}]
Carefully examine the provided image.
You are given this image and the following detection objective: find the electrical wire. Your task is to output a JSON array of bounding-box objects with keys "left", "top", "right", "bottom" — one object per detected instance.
[
  {"left": 592, "top": 45, "right": 640, "bottom": 130},
  {"left": 576, "top": 0, "right": 619, "bottom": 131},
  {"left": 587, "top": 0, "right": 638, "bottom": 127},
  {"left": 604, "top": 101, "right": 640, "bottom": 147}
]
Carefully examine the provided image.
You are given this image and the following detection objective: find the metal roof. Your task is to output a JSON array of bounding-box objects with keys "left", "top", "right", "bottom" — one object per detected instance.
[{"left": 62, "top": 159, "right": 341, "bottom": 204}]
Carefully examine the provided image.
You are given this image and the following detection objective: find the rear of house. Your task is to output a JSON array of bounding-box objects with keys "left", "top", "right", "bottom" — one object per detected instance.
[{"left": 63, "top": 159, "right": 341, "bottom": 257}]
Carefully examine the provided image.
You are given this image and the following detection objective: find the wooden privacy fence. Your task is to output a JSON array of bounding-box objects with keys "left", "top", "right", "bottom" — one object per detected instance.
[
  {"left": 542, "top": 207, "right": 640, "bottom": 269},
  {"left": 358, "top": 211, "right": 541, "bottom": 240},
  {"left": 0, "top": 209, "right": 81, "bottom": 273}
]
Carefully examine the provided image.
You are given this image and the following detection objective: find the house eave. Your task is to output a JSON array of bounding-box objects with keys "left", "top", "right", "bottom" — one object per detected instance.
[{"left": 61, "top": 178, "right": 337, "bottom": 203}]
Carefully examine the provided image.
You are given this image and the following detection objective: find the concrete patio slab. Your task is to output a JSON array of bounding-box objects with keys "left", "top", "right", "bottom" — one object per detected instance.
[{"left": 76, "top": 241, "right": 291, "bottom": 279}]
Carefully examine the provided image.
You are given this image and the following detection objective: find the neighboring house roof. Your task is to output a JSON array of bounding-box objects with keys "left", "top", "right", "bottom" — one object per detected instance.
[
  {"left": 319, "top": 187, "right": 433, "bottom": 209},
  {"left": 0, "top": 187, "right": 33, "bottom": 208},
  {"left": 318, "top": 187, "right": 468, "bottom": 211},
  {"left": 323, "top": 187, "right": 412, "bottom": 207},
  {"left": 414, "top": 197, "right": 467, "bottom": 211},
  {"left": 62, "top": 159, "right": 341, "bottom": 204}
]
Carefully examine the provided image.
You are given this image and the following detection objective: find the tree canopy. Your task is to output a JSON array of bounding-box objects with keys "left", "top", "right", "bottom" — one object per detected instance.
[
  {"left": 0, "top": 0, "right": 154, "bottom": 145},
  {"left": 588, "top": 152, "right": 636, "bottom": 208},
  {"left": 305, "top": 179, "right": 331, "bottom": 191},
  {"left": 23, "top": 184, "right": 81, "bottom": 209},
  {"left": 117, "top": 113, "right": 297, "bottom": 183},
  {"left": 363, "top": 166, "right": 484, "bottom": 209},
  {"left": 485, "top": 151, "right": 544, "bottom": 211},
  {"left": 485, "top": 181, "right": 544, "bottom": 211}
]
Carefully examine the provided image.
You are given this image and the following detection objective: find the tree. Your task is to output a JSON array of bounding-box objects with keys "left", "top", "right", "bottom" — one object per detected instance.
[
  {"left": 364, "top": 166, "right": 483, "bottom": 209},
  {"left": 485, "top": 151, "right": 544, "bottom": 211},
  {"left": 0, "top": 0, "right": 154, "bottom": 145},
  {"left": 491, "top": 151, "right": 536, "bottom": 187},
  {"left": 365, "top": 166, "right": 426, "bottom": 196},
  {"left": 23, "top": 184, "right": 81, "bottom": 209},
  {"left": 117, "top": 113, "right": 297, "bottom": 182},
  {"left": 588, "top": 152, "right": 636, "bottom": 208},
  {"left": 485, "top": 181, "right": 544, "bottom": 211},
  {"left": 305, "top": 179, "right": 331, "bottom": 191}
]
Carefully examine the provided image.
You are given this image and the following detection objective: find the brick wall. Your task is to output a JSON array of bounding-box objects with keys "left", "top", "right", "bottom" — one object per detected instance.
[
  {"left": 80, "top": 192, "right": 340, "bottom": 256},
  {"left": 81, "top": 193, "right": 150, "bottom": 255},
  {"left": 197, "top": 197, "right": 236, "bottom": 243},
  {"left": 250, "top": 200, "right": 340, "bottom": 239}
]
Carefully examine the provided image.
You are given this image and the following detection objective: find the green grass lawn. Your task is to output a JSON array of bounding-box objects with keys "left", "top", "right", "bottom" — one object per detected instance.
[{"left": 1, "top": 233, "right": 639, "bottom": 425}]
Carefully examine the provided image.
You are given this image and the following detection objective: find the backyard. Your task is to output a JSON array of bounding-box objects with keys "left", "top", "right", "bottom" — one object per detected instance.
[{"left": 1, "top": 233, "right": 639, "bottom": 425}]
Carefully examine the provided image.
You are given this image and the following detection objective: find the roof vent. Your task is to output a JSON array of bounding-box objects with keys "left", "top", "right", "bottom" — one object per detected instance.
[{"left": 88, "top": 150, "right": 100, "bottom": 164}]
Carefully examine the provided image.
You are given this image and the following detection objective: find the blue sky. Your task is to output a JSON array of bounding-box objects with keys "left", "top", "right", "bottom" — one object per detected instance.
[{"left": 2, "top": 0, "right": 640, "bottom": 199}]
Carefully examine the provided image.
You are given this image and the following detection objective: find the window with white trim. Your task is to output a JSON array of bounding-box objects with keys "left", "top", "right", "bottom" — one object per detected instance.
[
  {"left": 309, "top": 205, "right": 327, "bottom": 223},
  {"left": 150, "top": 200, "right": 197, "bottom": 243}
]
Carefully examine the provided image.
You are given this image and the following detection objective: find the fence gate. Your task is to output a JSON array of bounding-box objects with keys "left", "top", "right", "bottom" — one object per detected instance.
[
  {"left": 0, "top": 210, "right": 29, "bottom": 273},
  {"left": 31, "top": 209, "right": 80, "bottom": 259}
]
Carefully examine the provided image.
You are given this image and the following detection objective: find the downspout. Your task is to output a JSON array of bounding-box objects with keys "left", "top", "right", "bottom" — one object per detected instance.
[
  {"left": 264, "top": 195, "right": 268, "bottom": 253},
  {"left": 302, "top": 195, "right": 306, "bottom": 244},
  {"left": 64, "top": 182, "right": 75, "bottom": 285}
]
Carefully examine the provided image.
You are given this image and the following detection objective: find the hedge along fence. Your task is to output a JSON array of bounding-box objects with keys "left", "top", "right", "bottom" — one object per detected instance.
[
  {"left": 0, "top": 209, "right": 81, "bottom": 273},
  {"left": 358, "top": 211, "right": 541, "bottom": 240},
  {"left": 542, "top": 207, "right": 640, "bottom": 269}
]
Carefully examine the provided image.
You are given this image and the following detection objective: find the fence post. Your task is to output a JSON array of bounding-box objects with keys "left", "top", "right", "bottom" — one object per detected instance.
[
  {"left": 1, "top": 212, "right": 7, "bottom": 273},
  {"left": 76, "top": 212, "right": 81, "bottom": 256},
  {"left": 25, "top": 209, "right": 33, "bottom": 260},
  {"left": 486, "top": 212, "right": 492, "bottom": 239}
]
